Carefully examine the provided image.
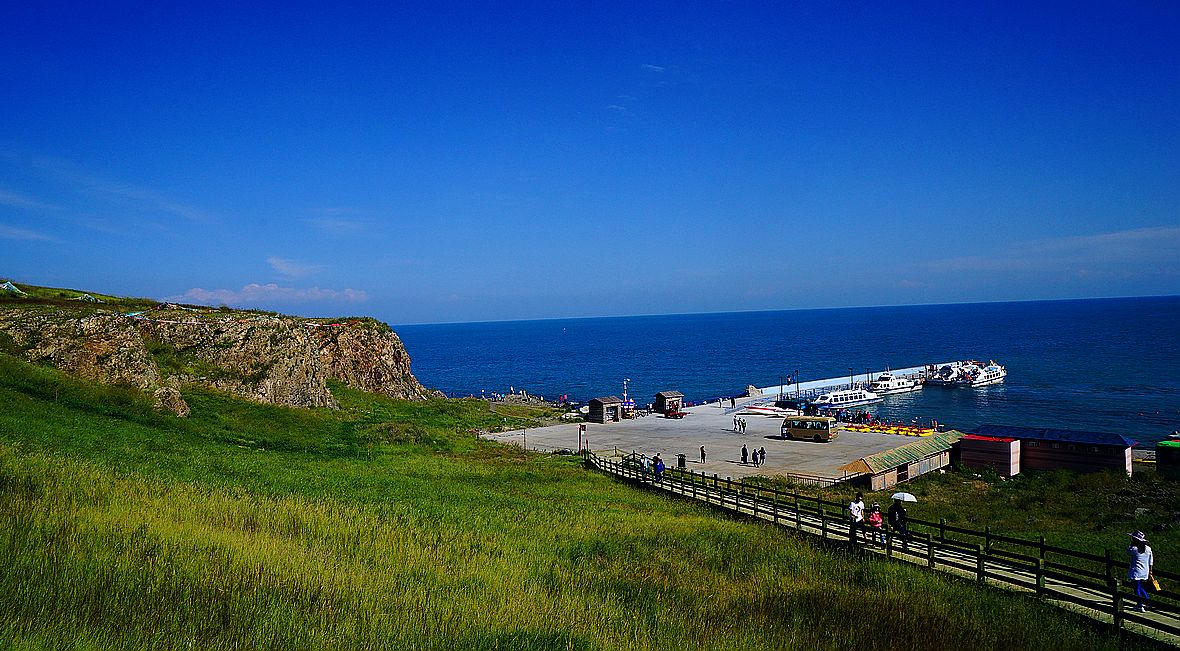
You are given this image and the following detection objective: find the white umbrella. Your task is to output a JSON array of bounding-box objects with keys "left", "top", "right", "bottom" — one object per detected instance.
[{"left": 891, "top": 492, "right": 918, "bottom": 502}]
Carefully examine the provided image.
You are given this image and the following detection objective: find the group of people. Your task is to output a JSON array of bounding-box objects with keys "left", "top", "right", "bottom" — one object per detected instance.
[
  {"left": 741, "top": 444, "right": 766, "bottom": 467},
  {"left": 732, "top": 416, "right": 747, "bottom": 433},
  {"left": 848, "top": 493, "right": 910, "bottom": 549},
  {"left": 846, "top": 493, "right": 1159, "bottom": 614}
]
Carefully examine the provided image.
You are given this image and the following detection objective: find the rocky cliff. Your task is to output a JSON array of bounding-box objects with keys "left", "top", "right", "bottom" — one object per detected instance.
[{"left": 0, "top": 297, "right": 433, "bottom": 415}]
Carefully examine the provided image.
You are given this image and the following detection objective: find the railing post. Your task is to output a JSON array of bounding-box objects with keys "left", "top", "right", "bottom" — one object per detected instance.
[
  {"left": 886, "top": 530, "right": 893, "bottom": 558},
  {"left": 1036, "top": 559, "right": 1045, "bottom": 596},
  {"left": 820, "top": 508, "right": 827, "bottom": 541},
  {"left": 1112, "top": 580, "right": 1124, "bottom": 630},
  {"left": 692, "top": 471, "right": 698, "bottom": 500},
  {"left": 773, "top": 499, "right": 779, "bottom": 525},
  {"left": 976, "top": 544, "right": 986, "bottom": 583},
  {"left": 985, "top": 526, "right": 991, "bottom": 555},
  {"left": 1039, "top": 535, "right": 1046, "bottom": 560},
  {"left": 927, "top": 533, "right": 936, "bottom": 569},
  {"left": 794, "top": 497, "right": 801, "bottom": 531},
  {"left": 1104, "top": 548, "right": 1113, "bottom": 584},
  {"left": 939, "top": 518, "right": 946, "bottom": 546}
]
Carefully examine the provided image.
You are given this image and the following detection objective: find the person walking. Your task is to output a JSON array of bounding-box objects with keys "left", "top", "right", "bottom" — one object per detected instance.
[
  {"left": 867, "top": 503, "right": 885, "bottom": 546},
  {"left": 741, "top": 445, "right": 749, "bottom": 465},
  {"left": 848, "top": 492, "right": 865, "bottom": 544},
  {"left": 1128, "top": 530, "right": 1155, "bottom": 612},
  {"left": 700, "top": 446, "right": 706, "bottom": 463},
  {"left": 888, "top": 498, "right": 910, "bottom": 551},
  {"left": 759, "top": 447, "right": 766, "bottom": 466},
  {"left": 653, "top": 455, "right": 665, "bottom": 482}
]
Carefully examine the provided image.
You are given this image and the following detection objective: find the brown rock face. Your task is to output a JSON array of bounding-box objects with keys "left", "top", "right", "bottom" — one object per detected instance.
[
  {"left": 311, "top": 321, "right": 432, "bottom": 400},
  {"left": 0, "top": 306, "right": 432, "bottom": 410},
  {"left": 0, "top": 309, "right": 159, "bottom": 389}
]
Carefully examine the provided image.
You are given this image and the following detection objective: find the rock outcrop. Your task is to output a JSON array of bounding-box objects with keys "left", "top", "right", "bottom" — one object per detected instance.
[{"left": 0, "top": 304, "right": 432, "bottom": 413}]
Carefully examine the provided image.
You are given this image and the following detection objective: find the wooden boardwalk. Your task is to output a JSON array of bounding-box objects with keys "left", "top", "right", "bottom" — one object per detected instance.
[{"left": 587, "top": 452, "right": 1180, "bottom": 646}]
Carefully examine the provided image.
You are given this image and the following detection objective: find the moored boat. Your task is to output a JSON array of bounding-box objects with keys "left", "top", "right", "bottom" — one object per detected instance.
[
  {"left": 868, "top": 371, "right": 922, "bottom": 395},
  {"left": 926, "top": 360, "right": 1007, "bottom": 387},
  {"left": 956, "top": 361, "right": 1007, "bottom": 387},
  {"left": 812, "top": 388, "right": 882, "bottom": 409}
]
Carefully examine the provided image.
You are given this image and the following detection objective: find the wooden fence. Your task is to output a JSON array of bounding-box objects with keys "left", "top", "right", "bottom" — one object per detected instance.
[{"left": 587, "top": 451, "right": 1180, "bottom": 644}]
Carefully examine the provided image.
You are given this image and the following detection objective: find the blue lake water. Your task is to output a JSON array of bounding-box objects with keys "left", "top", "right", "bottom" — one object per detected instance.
[{"left": 396, "top": 297, "right": 1180, "bottom": 443}]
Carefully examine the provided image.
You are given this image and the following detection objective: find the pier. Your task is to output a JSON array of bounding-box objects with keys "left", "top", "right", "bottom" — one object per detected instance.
[{"left": 752, "top": 362, "right": 945, "bottom": 401}]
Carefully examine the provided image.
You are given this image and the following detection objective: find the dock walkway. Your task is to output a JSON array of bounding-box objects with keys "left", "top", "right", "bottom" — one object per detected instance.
[{"left": 587, "top": 452, "right": 1180, "bottom": 646}]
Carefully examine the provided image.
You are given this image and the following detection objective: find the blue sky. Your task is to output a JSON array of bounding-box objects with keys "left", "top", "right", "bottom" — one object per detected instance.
[{"left": 2, "top": 1, "right": 1177, "bottom": 324}]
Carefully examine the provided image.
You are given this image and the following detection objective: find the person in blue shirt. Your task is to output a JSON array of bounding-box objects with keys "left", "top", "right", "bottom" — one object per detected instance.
[
  {"left": 1127, "top": 530, "right": 1155, "bottom": 612},
  {"left": 653, "top": 455, "right": 665, "bottom": 481}
]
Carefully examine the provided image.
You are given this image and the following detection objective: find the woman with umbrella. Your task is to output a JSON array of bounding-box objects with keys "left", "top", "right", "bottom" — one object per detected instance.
[{"left": 889, "top": 492, "right": 916, "bottom": 551}]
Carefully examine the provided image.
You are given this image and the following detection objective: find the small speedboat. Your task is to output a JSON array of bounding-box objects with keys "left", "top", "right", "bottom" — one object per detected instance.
[{"left": 739, "top": 404, "right": 800, "bottom": 417}]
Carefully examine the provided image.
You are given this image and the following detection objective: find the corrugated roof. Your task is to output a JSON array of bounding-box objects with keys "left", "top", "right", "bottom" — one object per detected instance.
[
  {"left": 656, "top": 390, "right": 684, "bottom": 398},
  {"left": 839, "top": 430, "right": 964, "bottom": 475},
  {"left": 974, "top": 424, "right": 1136, "bottom": 448},
  {"left": 591, "top": 396, "right": 623, "bottom": 405},
  {"left": 962, "top": 434, "right": 1017, "bottom": 443}
]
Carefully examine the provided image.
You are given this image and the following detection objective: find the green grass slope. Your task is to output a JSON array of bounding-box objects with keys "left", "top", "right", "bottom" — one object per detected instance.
[{"left": 0, "top": 354, "right": 1134, "bottom": 650}]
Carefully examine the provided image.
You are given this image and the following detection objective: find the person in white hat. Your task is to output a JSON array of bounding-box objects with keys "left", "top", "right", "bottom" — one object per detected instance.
[{"left": 1127, "top": 530, "right": 1154, "bottom": 612}]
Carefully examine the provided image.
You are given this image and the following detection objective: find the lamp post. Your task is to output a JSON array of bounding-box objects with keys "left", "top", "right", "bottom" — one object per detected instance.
[
  {"left": 779, "top": 375, "right": 784, "bottom": 400},
  {"left": 795, "top": 370, "right": 800, "bottom": 397},
  {"left": 849, "top": 367, "right": 854, "bottom": 390}
]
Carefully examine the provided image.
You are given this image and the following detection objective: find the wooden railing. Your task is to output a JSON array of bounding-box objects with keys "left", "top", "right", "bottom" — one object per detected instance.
[{"left": 587, "top": 451, "right": 1180, "bottom": 644}]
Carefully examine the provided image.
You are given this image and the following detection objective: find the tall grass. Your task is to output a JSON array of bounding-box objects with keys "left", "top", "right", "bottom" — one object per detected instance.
[{"left": 0, "top": 354, "right": 1135, "bottom": 650}]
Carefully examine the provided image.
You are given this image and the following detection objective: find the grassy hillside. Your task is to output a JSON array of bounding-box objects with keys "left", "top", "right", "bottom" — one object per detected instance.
[{"left": 0, "top": 353, "right": 1135, "bottom": 650}]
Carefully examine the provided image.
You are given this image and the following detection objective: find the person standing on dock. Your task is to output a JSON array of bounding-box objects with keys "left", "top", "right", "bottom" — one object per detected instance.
[
  {"left": 741, "top": 445, "right": 749, "bottom": 465},
  {"left": 1127, "top": 530, "right": 1154, "bottom": 612},
  {"left": 700, "top": 446, "right": 706, "bottom": 463},
  {"left": 759, "top": 447, "right": 766, "bottom": 466}
]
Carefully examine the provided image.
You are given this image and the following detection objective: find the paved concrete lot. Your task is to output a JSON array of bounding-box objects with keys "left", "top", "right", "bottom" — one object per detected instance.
[{"left": 482, "top": 401, "right": 917, "bottom": 479}]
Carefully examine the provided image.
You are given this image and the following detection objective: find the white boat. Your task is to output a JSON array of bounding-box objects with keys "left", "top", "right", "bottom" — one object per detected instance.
[
  {"left": 868, "top": 372, "right": 922, "bottom": 395},
  {"left": 927, "top": 360, "right": 1008, "bottom": 387},
  {"left": 925, "top": 363, "right": 964, "bottom": 386},
  {"left": 956, "top": 361, "right": 1007, "bottom": 387},
  {"left": 739, "top": 404, "right": 800, "bottom": 417},
  {"left": 812, "top": 388, "right": 882, "bottom": 409}
]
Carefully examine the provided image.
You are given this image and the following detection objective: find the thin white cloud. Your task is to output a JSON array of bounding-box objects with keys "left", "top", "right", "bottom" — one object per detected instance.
[
  {"left": 0, "top": 224, "right": 52, "bottom": 240},
  {"left": 306, "top": 217, "right": 365, "bottom": 234},
  {"left": 1011, "top": 226, "right": 1180, "bottom": 257},
  {"left": 172, "top": 283, "right": 368, "bottom": 306},
  {"left": 919, "top": 225, "right": 1180, "bottom": 274},
  {"left": 0, "top": 189, "right": 57, "bottom": 211},
  {"left": 267, "top": 256, "right": 323, "bottom": 278},
  {"left": 31, "top": 156, "right": 212, "bottom": 222},
  {"left": 606, "top": 104, "right": 628, "bottom": 112},
  {"left": 640, "top": 64, "right": 665, "bottom": 72}
]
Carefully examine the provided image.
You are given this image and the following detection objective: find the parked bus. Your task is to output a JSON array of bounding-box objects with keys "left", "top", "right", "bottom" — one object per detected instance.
[{"left": 781, "top": 415, "right": 839, "bottom": 442}]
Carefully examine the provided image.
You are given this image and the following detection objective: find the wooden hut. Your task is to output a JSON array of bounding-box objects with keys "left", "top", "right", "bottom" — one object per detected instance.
[
  {"left": 838, "top": 431, "right": 963, "bottom": 490},
  {"left": 653, "top": 391, "right": 684, "bottom": 414},
  {"left": 960, "top": 434, "right": 1021, "bottom": 477},
  {"left": 588, "top": 396, "right": 623, "bottom": 424},
  {"left": 1157, "top": 441, "right": 1180, "bottom": 480},
  {"left": 972, "top": 425, "right": 1135, "bottom": 476}
]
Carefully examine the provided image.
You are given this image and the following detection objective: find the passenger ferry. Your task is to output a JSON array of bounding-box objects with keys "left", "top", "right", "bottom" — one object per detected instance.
[
  {"left": 812, "top": 388, "right": 882, "bottom": 409},
  {"left": 926, "top": 360, "right": 1007, "bottom": 387},
  {"left": 957, "top": 361, "right": 1007, "bottom": 387},
  {"left": 868, "top": 372, "right": 922, "bottom": 395}
]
